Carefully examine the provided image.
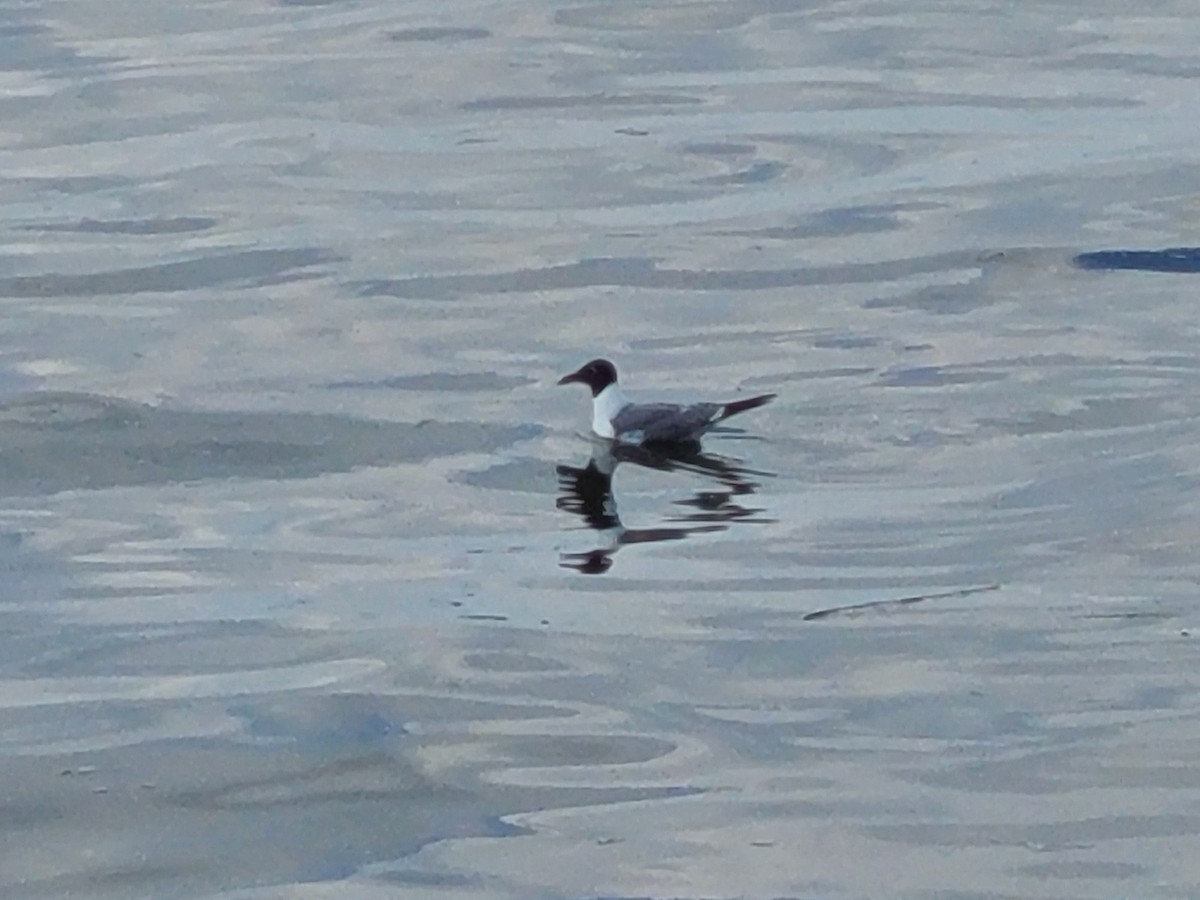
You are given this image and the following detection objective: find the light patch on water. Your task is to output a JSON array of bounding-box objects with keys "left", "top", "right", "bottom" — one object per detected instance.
[
  {"left": 0, "top": 658, "right": 386, "bottom": 710},
  {"left": 14, "top": 359, "right": 84, "bottom": 377}
]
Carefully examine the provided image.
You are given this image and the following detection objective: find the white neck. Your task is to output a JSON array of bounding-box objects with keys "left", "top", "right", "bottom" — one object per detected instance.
[{"left": 591, "top": 382, "right": 628, "bottom": 438}]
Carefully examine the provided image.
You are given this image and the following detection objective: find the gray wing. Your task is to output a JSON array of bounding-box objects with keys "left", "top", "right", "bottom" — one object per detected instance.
[{"left": 612, "top": 402, "right": 722, "bottom": 443}]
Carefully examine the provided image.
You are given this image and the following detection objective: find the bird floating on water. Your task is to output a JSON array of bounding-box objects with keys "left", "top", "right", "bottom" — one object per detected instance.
[{"left": 557, "top": 358, "right": 775, "bottom": 446}]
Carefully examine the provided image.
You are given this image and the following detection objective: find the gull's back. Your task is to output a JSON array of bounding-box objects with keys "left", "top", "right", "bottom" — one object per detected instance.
[{"left": 611, "top": 402, "right": 723, "bottom": 444}]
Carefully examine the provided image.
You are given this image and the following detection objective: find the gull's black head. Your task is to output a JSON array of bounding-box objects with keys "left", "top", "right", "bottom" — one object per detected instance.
[{"left": 557, "top": 358, "right": 618, "bottom": 397}]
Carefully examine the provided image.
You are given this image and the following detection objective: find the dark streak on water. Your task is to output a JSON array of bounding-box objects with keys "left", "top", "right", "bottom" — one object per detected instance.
[
  {"left": 26, "top": 217, "right": 220, "bottom": 235},
  {"left": 0, "top": 249, "right": 339, "bottom": 297},
  {"left": 1074, "top": 247, "right": 1200, "bottom": 273}
]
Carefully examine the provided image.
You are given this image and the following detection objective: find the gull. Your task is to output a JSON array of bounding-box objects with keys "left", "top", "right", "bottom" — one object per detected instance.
[{"left": 557, "top": 358, "right": 775, "bottom": 445}]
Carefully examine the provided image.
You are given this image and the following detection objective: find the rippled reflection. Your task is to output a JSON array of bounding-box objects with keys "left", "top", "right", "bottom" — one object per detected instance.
[{"left": 555, "top": 440, "right": 774, "bottom": 574}]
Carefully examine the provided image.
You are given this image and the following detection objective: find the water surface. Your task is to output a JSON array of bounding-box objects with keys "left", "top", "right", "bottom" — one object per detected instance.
[{"left": 3, "top": 1, "right": 1200, "bottom": 897}]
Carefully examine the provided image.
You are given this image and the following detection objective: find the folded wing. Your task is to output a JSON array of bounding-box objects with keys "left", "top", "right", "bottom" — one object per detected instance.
[{"left": 611, "top": 402, "right": 723, "bottom": 443}]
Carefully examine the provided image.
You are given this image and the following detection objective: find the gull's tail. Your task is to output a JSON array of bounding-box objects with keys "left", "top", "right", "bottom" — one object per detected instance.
[{"left": 718, "top": 393, "right": 777, "bottom": 422}]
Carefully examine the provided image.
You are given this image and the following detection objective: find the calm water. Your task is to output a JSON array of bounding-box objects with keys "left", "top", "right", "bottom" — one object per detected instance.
[{"left": 3, "top": 0, "right": 1200, "bottom": 897}]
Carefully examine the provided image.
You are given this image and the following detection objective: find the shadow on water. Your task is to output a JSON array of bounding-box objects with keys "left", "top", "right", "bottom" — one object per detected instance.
[
  {"left": 555, "top": 440, "right": 774, "bottom": 574},
  {"left": 1073, "top": 247, "right": 1200, "bottom": 273}
]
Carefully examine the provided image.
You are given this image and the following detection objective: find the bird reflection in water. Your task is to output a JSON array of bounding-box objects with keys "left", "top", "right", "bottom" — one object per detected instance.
[{"left": 555, "top": 440, "right": 774, "bottom": 574}]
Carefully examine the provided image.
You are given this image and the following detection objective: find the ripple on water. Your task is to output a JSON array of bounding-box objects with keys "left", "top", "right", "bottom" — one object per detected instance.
[{"left": 0, "top": 392, "right": 538, "bottom": 495}]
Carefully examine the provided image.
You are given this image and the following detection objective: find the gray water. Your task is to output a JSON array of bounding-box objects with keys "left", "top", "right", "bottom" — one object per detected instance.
[{"left": 3, "top": 1, "right": 1200, "bottom": 897}]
